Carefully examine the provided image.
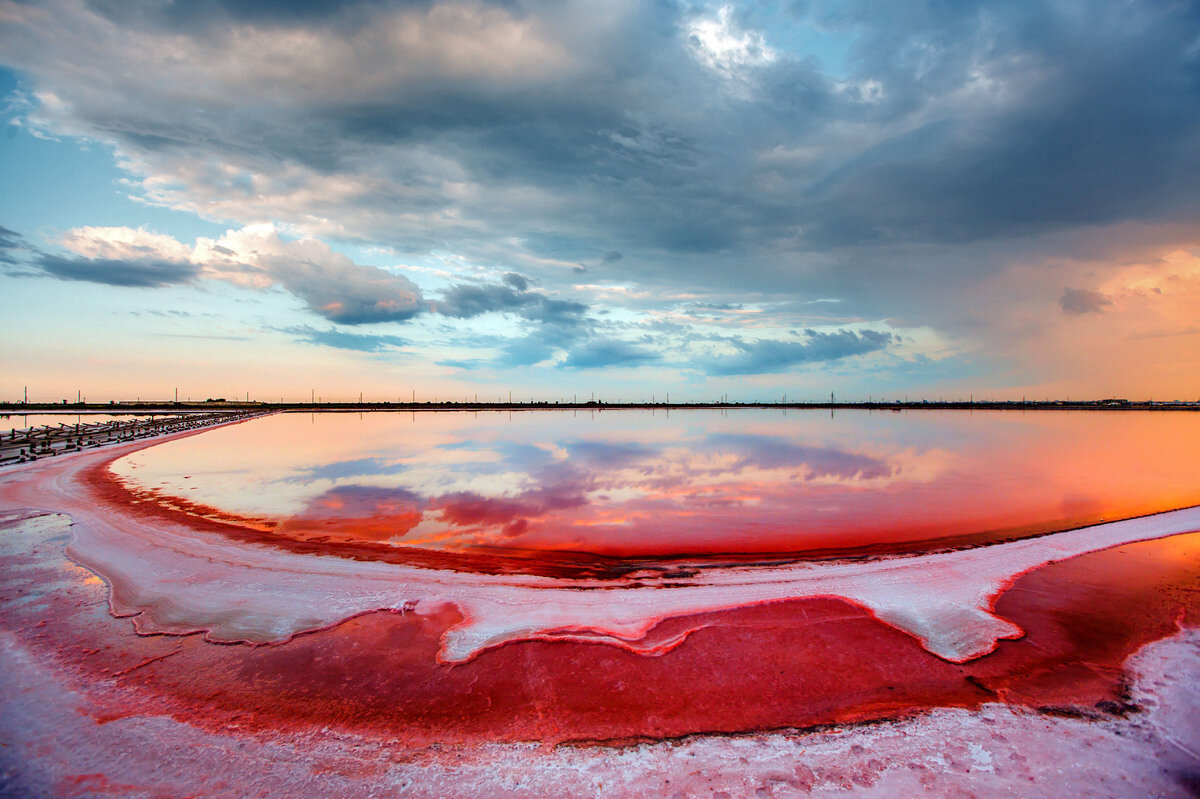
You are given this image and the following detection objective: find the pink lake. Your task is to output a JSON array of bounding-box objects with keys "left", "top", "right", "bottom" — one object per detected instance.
[{"left": 106, "top": 408, "right": 1200, "bottom": 571}]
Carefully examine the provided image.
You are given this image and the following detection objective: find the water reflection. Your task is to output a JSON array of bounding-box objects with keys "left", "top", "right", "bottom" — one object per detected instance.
[
  {"left": 2, "top": 412, "right": 160, "bottom": 430},
  {"left": 110, "top": 409, "right": 1200, "bottom": 561}
]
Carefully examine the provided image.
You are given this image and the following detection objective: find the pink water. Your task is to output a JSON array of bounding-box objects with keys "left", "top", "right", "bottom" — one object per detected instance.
[{"left": 108, "top": 409, "right": 1200, "bottom": 569}]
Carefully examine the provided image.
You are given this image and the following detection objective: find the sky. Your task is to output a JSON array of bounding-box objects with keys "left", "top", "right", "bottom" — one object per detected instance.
[{"left": 1, "top": 0, "right": 1198, "bottom": 403}]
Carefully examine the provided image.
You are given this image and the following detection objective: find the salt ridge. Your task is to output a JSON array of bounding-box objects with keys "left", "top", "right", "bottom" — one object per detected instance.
[{"left": 65, "top": 500, "right": 1200, "bottom": 662}]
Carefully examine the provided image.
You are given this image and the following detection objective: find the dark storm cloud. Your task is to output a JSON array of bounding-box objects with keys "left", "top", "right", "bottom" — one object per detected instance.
[
  {"left": 8, "top": 2, "right": 1200, "bottom": 259},
  {"left": 36, "top": 254, "right": 199, "bottom": 287},
  {"left": 791, "top": 1, "right": 1200, "bottom": 248},
  {"left": 1059, "top": 287, "right": 1113, "bottom": 316},
  {"left": 701, "top": 329, "right": 892, "bottom": 376}
]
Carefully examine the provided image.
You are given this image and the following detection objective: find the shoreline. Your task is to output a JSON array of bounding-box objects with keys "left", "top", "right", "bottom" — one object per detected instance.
[{"left": 4, "top": 399, "right": 1200, "bottom": 414}]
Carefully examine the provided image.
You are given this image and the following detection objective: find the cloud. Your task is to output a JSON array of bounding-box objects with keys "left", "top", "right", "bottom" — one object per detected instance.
[
  {"left": 25, "top": 224, "right": 597, "bottom": 334},
  {"left": 701, "top": 329, "right": 893, "bottom": 375},
  {"left": 559, "top": 339, "right": 660, "bottom": 370},
  {"left": 686, "top": 4, "right": 777, "bottom": 78},
  {"left": 37, "top": 223, "right": 425, "bottom": 324},
  {"left": 0, "top": 225, "right": 23, "bottom": 249},
  {"left": 282, "top": 325, "right": 407, "bottom": 352},
  {"left": 436, "top": 279, "right": 588, "bottom": 325},
  {"left": 58, "top": 226, "right": 194, "bottom": 262},
  {"left": 35, "top": 254, "right": 200, "bottom": 287},
  {"left": 1060, "top": 287, "right": 1113, "bottom": 315},
  {"left": 496, "top": 336, "right": 560, "bottom": 367},
  {"left": 6, "top": 0, "right": 1197, "bottom": 274},
  {"left": 258, "top": 252, "right": 423, "bottom": 325},
  {"left": 200, "top": 225, "right": 425, "bottom": 324},
  {"left": 0, "top": 224, "right": 28, "bottom": 265},
  {"left": 30, "top": 225, "right": 201, "bottom": 286},
  {"left": 3, "top": 1, "right": 1200, "bottom": 393},
  {"left": 501, "top": 271, "right": 529, "bottom": 291}
]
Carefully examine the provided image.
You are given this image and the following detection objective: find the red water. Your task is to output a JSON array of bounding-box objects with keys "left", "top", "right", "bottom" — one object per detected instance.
[
  {"left": 6, "top": 526, "right": 1200, "bottom": 744},
  {"left": 3, "top": 409, "right": 1200, "bottom": 745}
]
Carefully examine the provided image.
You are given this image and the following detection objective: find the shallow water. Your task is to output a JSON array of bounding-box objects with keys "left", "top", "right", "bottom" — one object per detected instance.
[
  {"left": 4, "top": 409, "right": 1200, "bottom": 754},
  {"left": 110, "top": 409, "right": 1200, "bottom": 565},
  {"left": 1, "top": 412, "right": 160, "bottom": 431}
]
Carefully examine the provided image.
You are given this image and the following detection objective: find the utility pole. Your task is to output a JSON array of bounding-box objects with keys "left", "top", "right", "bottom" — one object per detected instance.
[{"left": 830, "top": 391, "right": 835, "bottom": 404}]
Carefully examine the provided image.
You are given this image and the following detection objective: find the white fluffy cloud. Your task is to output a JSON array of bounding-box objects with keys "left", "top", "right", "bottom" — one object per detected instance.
[
  {"left": 59, "top": 226, "right": 194, "bottom": 263},
  {"left": 56, "top": 224, "right": 425, "bottom": 323}
]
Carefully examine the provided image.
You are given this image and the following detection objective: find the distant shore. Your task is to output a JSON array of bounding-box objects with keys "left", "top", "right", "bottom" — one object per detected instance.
[{"left": 2, "top": 398, "right": 1199, "bottom": 414}]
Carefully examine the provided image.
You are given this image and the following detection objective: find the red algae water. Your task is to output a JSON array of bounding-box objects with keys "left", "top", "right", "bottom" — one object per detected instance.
[
  {"left": 108, "top": 409, "right": 1200, "bottom": 564},
  {"left": 2, "top": 409, "right": 1200, "bottom": 796}
]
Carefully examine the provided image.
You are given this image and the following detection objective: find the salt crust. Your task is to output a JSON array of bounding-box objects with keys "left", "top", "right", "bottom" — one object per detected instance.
[
  {"left": 2, "top": 584, "right": 1198, "bottom": 797},
  {"left": 61, "top": 489, "right": 1200, "bottom": 662}
]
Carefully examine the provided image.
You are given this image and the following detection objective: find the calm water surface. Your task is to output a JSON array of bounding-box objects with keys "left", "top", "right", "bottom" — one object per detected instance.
[
  {"left": 111, "top": 409, "right": 1200, "bottom": 561},
  {"left": 2, "top": 413, "right": 160, "bottom": 430}
]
